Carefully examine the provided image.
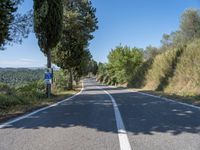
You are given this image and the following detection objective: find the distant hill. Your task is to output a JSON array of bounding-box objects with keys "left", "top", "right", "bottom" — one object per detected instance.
[
  {"left": 0, "top": 67, "right": 45, "bottom": 71},
  {"left": 0, "top": 68, "right": 45, "bottom": 87}
]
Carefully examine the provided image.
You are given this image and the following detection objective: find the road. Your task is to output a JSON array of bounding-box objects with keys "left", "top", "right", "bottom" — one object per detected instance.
[{"left": 0, "top": 78, "right": 200, "bottom": 150}]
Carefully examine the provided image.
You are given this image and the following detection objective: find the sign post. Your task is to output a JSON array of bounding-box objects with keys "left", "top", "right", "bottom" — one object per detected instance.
[{"left": 44, "top": 68, "right": 53, "bottom": 98}]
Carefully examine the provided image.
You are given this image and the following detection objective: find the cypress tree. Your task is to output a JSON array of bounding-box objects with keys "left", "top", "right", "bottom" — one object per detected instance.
[{"left": 34, "top": 0, "right": 63, "bottom": 97}]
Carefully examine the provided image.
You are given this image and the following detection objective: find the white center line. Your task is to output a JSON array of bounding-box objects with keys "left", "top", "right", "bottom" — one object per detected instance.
[{"left": 97, "top": 86, "right": 132, "bottom": 150}]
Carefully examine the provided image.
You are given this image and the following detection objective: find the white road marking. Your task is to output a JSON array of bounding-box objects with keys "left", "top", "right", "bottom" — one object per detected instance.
[
  {"left": 0, "top": 82, "right": 84, "bottom": 129},
  {"left": 136, "top": 91, "right": 200, "bottom": 110},
  {"left": 97, "top": 86, "right": 132, "bottom": 150},
  {"left": 106, "top": 83, "right": 200, "bottom": 110}
]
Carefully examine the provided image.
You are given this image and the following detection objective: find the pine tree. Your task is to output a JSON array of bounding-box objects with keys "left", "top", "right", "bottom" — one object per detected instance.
[
  {"left": 34, "top": 0, "right": 63, "bottom": 97},
  {"left": 52, "top": 0, "right": 98, "bottom": 89}
]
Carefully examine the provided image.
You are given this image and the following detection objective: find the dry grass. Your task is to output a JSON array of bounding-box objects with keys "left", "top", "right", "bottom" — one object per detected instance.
[
  {"left": 131, "top": 88, "right": 200, "bottom": 107},
  {"left": 0, "top": 85, "right": 81, "bottom": 123}
]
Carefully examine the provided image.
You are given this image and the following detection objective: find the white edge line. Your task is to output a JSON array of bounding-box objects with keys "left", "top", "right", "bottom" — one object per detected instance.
[
  {"left": 97, "top": 86, "right": 132, "bottom": 150},
  {"left": 136, "top": 91, "right": 200, "bottom": 110},
  {"left": 0, "top": 81, "right": 84, "bottom": 129},
  {"left": 105, "top": 83, "right": 200, "bottom": 110}
]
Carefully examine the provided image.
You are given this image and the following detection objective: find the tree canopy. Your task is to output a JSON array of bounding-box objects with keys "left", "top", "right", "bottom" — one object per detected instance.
[
  {"left": 160, "top": 9, "right": 200, "bottom": 51},
  {"left": 180, "top": 9, "right": 200, "bottom": 41},
  {"left": 107, "top": 45, "right": 143, "bottom": 84},
  {"left": 33, "top": 0, "right": 63, "bottom": 54},
  {"left": 52, "top": 0, "right": 98, "bottom": 89},
  {"left": 0, "top": 0, "right": 32, "bottom": 50},
  {"left": 33, "top": 0, "right": 64, "bottom": 97}
]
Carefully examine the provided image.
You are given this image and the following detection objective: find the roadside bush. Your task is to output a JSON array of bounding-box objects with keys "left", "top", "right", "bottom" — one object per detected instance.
[
  {"left": 0, "top": 94, "right": 21, "bottom": 109},
  {"left": 107, "top": 45, "right": 143, "bottom": 84},
  {"left": 0, "top": 83, "right": 14, "bottom": 95},
  {"left": 165, "top": 39, "right": 200, "bottom": 95},
  {"left": 128, "top": 59, "right": 153, "bottom": 88},
  {"left": 102, "top": 75, "right": 110, "bottom": 84},
  {"left": 97, "top": 74, "right": 105, "bottom": 83},
  {"left": 16, "top": 81, "right": 45, "bottom": 100},
  {"left": 0, "top": 81, "right": 46, "bottom": 111},
  {"left": 144, "top": 47, "right": 183, "bottom": 91},
  {"left": 53, "top": 70, "right": 70, "bottom": 91}
]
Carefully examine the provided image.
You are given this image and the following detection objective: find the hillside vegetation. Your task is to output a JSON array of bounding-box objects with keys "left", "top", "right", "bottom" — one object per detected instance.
[
  {"left": 0, "top": 65, "right": 99, "bottom": 118},
  {"left": 165, "top": 39, "right": 200, "bottom": 95},
  {"left": 0, "top": 69, "right": 82, "bottom": 118},
  {"left": 98, "top": 9, "right": 200, "bottom": 102},
  {"left": 0, "top": 68, "right": 44, "bottom": 87}
]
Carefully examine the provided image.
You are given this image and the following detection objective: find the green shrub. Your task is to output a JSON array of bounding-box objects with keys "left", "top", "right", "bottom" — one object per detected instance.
[
  {"left": 53, "top": 70, "right": 70, "bottom": 91},
  {"left": 97, "top": 74, "right": 104, "bottom": 83},
  {"left": 107, "top": 45, "right": 143, "bottom": 84},
  {"left": 0, "top": 69, "right": 44, "bottom": 87},
  {"left": 144, "top": 47, "right": 182, "bottom": 90},
  {"left": 165, "top": 39, "right": 200, "bottom": 95},
  {"left": 16, "top": 81, "right": 45, "bottom": 99},
  {"left": 0, "top": 83, "right": 14, "bottom": 95},
  {"left": 102, "top": 75, "right": 110, "bottom": 84},
  {"left": 0, "top": 94, "right": 21, "bottom": 109},
  {"left": 128, "top": 59, "right": 153, "bottom": 88}
]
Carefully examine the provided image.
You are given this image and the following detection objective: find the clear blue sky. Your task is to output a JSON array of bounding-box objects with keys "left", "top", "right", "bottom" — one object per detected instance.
[{"left": 0, "top": 0, "right": 199, "bottom": 67}]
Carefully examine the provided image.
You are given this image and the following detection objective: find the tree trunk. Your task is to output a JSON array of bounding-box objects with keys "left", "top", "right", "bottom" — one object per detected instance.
[
  {"left": 75, "top": 77, "right": 79, "bottom": 86},
  {"left": 46, "top": 49, "right": 51, "bottom": 98},
  {"left": 68, "top": 68, "right": 73, "bottom": 90}
]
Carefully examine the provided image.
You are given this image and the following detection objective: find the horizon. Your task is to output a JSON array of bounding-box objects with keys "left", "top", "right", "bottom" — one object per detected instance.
[{"left": 0, "top": 0, "right": 199, "bottom": 68}]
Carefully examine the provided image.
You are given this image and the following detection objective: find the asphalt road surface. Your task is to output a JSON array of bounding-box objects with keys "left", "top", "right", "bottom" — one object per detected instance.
[{"left": 0, "top": 78, "right": 200, "bottom": 150}]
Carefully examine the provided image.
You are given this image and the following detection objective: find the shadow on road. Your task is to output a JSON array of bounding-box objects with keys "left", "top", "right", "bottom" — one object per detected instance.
[{"left": 2, "top": 80, "right": 200, "bottom": 136}]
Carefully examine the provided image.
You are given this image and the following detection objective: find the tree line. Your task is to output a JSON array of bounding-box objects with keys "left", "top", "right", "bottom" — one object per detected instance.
[
  {"left": 0, "top": 0, "right": 32, "bottom": 49},
  {"left": 0, "top": 68, "right": 44, "bottom": 87},
  {"left": 97, "top": 9, "right": 200, "bottom": 96},
  {"left": 0, "top": 0, "right": 98, "bottom": 97}
]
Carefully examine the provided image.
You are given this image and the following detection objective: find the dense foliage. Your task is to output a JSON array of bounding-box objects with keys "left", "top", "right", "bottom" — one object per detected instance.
[
  {"left": 0, "top": 68, "right": 77, "bottom": 113},
  {"left": 34, "top": 0, "right": 64, "bottom": 97},
  {"left": 52, "top": 0, "right": 98, "bottom": 89},
  {"left": 0, "top": 68, "right": 44, "bottom": 87},
  {"left": 53, "top": 69, "right": 70, "bottom": 91},
  {"left": 98, "top": 46, "right": 143, "bottom": 85},
  {"left": 0, "top": 80, "right": 46, "bottom": 112},
  {"left": 0, "top": 0, "right": 32, "bottom": 50},
  {"left": 98, "top": 9, "right": 200, "bottom": 97},
  {"left": 165, "top": 39, "right": 200, "bottom": 95},
  {"left": 0, "top": 0, "right": 98, "bottom": 114},
  {"left": 0, "top": 68, "right": 45, "bottom": 112},
  {"left": 33, "top": 0, "right": 63, "bottom": 54},
  {"left": 0, "top": 0, "right": 17, "bottom": 48}
]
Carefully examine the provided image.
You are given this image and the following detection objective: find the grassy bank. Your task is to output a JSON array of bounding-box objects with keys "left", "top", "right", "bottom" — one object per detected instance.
[
  {"left": 0, "top": 81, "right": 81, "bottom": 122},
  {"left": 98, "top": 39, "right": 200, "bottom": 106},
  {"left": 129, "top": 39, "right": 200, "bottom": 105},
  {"left": 97, "top": 9, "right": 200, "bottom": 107},
  {"left": 130, "top": 88, "right": 200, "bottom": 106}
]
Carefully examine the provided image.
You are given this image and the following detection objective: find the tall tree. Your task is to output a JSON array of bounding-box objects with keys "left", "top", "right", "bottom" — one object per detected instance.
[
  {"left": 180, "top": 9, "right": 200, "bottom": 41},
  {"left": 0, "top": 0, "right": 32, "bottom": 50},
  {"left": 86, "top": 59, "right": 98, "bottom": 75},
  {"left": 33, "top": 0, "right": 63, "bottom": 97},
  {"left": 144, "top": 45, "right": 160, "bottom": 60},
  {"left": 52, "top": 0, "right": 98, "bottom": 89},
  {"left": 0, "top": 0, "right": 16, "bottom": 49},
  {"left": 160, "top": 9, "right": 200, "bottom": 51},
  {"left": 73, "top": 50, "right": 92, "bottom": 83},
  {"left": 107, "top": 45, "right": 143, "bottom": 84}
]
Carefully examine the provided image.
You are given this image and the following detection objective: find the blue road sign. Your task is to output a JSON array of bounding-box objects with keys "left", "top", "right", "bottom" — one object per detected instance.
[
  {"left": 44, "top": 72, "right": 52, "bottom": 84},
  {"left": 45, "top": 72, "right": 52, "bottom": 80}
]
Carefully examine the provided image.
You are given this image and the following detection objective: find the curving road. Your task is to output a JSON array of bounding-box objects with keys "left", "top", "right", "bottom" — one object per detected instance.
[{"left": 0, "top": 78, "right": 200, "bottom": 150}]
